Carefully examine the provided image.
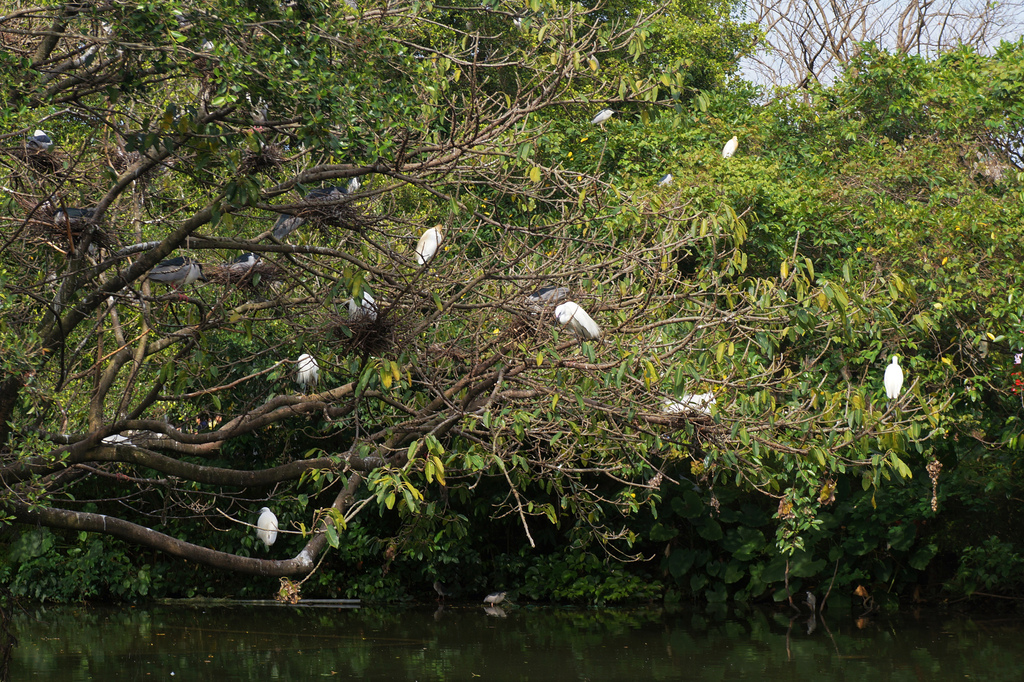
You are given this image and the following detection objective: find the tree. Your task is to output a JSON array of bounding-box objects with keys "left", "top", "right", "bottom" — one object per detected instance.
[
  {"left": 744, "top": 0, "right": 1024, "bottom": 87},
  {"left": 2, "top": 0, "right": 946, "bottom": 602}
]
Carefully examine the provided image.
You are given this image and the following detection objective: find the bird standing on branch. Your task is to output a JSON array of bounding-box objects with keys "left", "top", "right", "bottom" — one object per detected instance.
[
  {"left": 415, "top": 226, "right": 444, "bottom": 265},
  {"left": 296, "top": 353, "right": 319, "bottom": 391},
  {"left": 591, "top": 109, "right": 614, "bottom": 128},
  {"left": 256, "top": 507, "right": 279, "bottom": 548},
  {"left": 555, "top": 301, "right": 601, "bottom": 340},
  {"left": 884, "top": 355, "right": 904, "bottom": 402}
]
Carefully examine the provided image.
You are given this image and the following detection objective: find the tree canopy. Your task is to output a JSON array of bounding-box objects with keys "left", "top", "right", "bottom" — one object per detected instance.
[{"left": 2, "top": 1, "right": 1023, "bottom": 605}]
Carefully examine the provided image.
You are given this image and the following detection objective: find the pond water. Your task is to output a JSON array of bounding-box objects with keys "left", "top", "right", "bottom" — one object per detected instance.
[{"left": 9, "top": 601, "right": 1024, "bottom": 681}]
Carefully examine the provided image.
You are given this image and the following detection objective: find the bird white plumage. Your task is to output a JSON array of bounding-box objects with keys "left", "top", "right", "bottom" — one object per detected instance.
[
  {"left": 883, "top": 355, "right": 904, "bottom": 400},
  {"left": 591, "top": 109, "right": 614, "bottom": 125},
  {"left": 416, "top": 226, "right": 443, "bottom": 265},
  {"left": 296, "top": 353, "right": 319, "bottom": 390},
  {"left": 554, "top": 301, "right": 601, "bottom": 340},
  {"left": 256, "top": 507, "right": 278, "bottom": 548},
  {"left": 658, "top": 173, "right": 673, "bottom": 186},
  {"left": 663, "top": 392, "right": 716, "bottom": 415},
  {"left": 347, "top": 291, "right": 377, "bottom": 321},
  {"left": 722, "top": 135, "right": 739, "bottom": 158}
]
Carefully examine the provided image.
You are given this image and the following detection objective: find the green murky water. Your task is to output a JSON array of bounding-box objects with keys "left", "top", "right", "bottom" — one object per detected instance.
[{"left": 10, "top": 602, "right": 1024, "bottom": 680}]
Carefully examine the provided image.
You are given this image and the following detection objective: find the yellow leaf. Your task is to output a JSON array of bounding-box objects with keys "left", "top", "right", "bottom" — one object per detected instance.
[{"left": 780, "top": 261, "right": 789, "bottom": 279}]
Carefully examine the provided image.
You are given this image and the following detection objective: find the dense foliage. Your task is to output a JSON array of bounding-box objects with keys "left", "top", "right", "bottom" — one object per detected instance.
[{"left": 1, "top": 1, "right": 1022, "bottom": 608}]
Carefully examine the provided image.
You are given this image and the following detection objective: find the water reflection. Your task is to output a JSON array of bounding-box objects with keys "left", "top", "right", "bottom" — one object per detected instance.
[{"left": 10, "top": 603, "right": 1024, "bottom": 681}]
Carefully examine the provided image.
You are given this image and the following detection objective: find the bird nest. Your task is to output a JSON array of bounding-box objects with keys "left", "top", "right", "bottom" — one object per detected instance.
[
  {"left": 329, "top": 310, "right": 404, "bottom": 356},
  {"left": 240, "top": 143, "right": 284, "bottom": 175},
  {"left": 11, "top": 197, "right": 117, "bottom": 252},
  {"left": 5, "top": 145, "right": 62, "bottom": 174},
  {"left": 499, "top": 314, "right": 546, "bottom": 346},
  {"left": 308, "top": 201, "right": 367, "bottom": 235},
  {"left": 204, "top": 260, "right": 287, "bottom": 287}
]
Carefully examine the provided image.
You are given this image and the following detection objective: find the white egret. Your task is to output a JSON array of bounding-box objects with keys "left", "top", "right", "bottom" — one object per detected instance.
[
  {"left": 148, "top": 257, "right": 206, "bottom": 287},
  {"left": 296, "top": 353, "right": 319, "bottom": 390},
  {"left": 554, "top": 301, "right": 601, "bottom": 340},
  {"left": 347, "top": 291, "right": 377, "bottom": 321},
  {"left": 591, "top": 109, "right": 614, "bottom": 127},
  {"left": 256, "top": 507, "right": 279, "bottom": 548},
  {"left": 28, "top": 129, "right": 52, "bottom": 150},
  {"left": 883, "top": 355, "right": 904, "bottom": 400},
  {"left": 657, "top": 173, "right": 673, "bottom": 186},
  {"left": 346, "top": 176, "right": 361, "bottom": 194},
  {"left": 483, "top": 591, "right": 506, "bottom": 605},
  {"left": 663, "top": 392, "right": 715, "bottom": 415},
  {"left": 102, "top": 434, "right": 131, "bottom": 445},
  {"left": 415, "top": 226, "right": 444, "bottom": 265},
  {"left": 722, "top": 136, "right": 739, "bottom": 158}
]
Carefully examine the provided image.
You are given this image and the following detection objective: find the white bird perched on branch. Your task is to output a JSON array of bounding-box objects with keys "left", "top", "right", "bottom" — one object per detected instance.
[
  {"left": 657, "top": 173, "right": 673, "bottom": 186},
  {"left": 296, "top": 353, "right": 319, "bottom": 390},
  {"left": 663, "top": 392, "right": 716, "bottom": 415},
  {"left": 722, "top": 135, "right": 739, "bottom": 158},
  {"left": 256, "top": 507, "right": 278, "bottom": 548},
  {"left": 416, "top": 226, "right": 443, "bottom": 265},
  {"left": 591, "top": 108, "right": 614, "bottom": 127},
  {"left": 883, "top": 355, "right": 904, "bottom": 401},
  {"left": 554, "top": 301, "right": 601, "bottom": 340}
]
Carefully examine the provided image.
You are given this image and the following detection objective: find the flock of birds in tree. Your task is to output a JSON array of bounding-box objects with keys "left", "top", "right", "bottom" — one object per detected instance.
[{"left": 27, "top": 116, "right": 906, "bottom": 576}]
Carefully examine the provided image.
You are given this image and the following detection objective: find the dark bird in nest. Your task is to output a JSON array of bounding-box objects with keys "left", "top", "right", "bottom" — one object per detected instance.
[
  {"left": 272, "top": 180, "right": 361, "bottom": 240},
  {"left": 53, "top": 207, "right": 95, "bottom": 225},
  {"left": 27, "top": 129, "right": 52, "bottom": 150},
  {"left": 51, "top": 207, "right": 110, "bottom": 253},
  {"left": 227, "top": 252, "right": 261, "bottom": 272},
  {"left": 147, "top": 257, "right": 206, "bottom": 288},
  {"left": 240, "top": 141, "right": 284, "bottom": 174}
]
